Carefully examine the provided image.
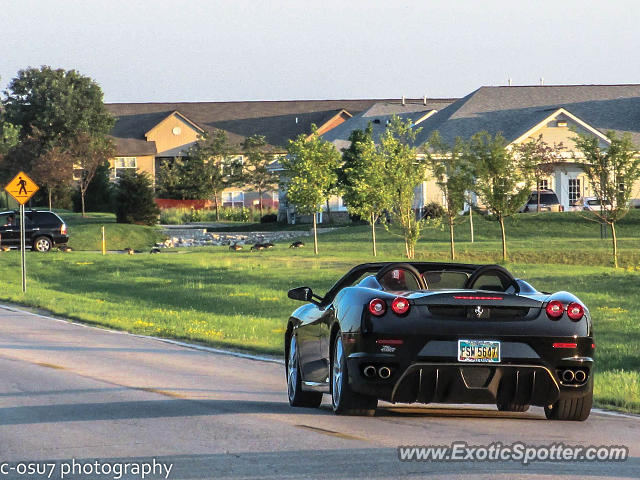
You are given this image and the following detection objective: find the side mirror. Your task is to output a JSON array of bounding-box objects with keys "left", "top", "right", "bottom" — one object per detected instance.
[{"left": 288, "top": 286, "right": 314, "bottom": 302}]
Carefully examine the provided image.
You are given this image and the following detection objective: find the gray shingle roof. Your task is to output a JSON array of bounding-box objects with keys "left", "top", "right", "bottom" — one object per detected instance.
[
  {"left": 106, "top": 99, "right": 447, "bottom": 155},
  {"left": 413, "top": 85, "right": 640, "bottom": 147},
  {"left": 322, "top": 99, "right": 455, "bottom": 151}
]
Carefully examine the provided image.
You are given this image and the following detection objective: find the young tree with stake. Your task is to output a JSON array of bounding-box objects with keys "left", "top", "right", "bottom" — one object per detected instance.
[
  {"left": 339, "top": 126, "right": 390, "bottom": 256},
  {"left": 513, "top": 134, "right": 564, "bottom": 212},
  {"left": 378, "top": 116, "right": 426, "bottom": 259},
  {"left": 574, "top": 131, "right": 640, "bottom": 268},
  {"left": 464, "top": 131, "right": 534, "bottom": 262},
  {"left": 283, "top": 125, "right": 340, "bottom": 255},
  {"left": 424, "top": 132, "right": 473, "bottom": 260}
]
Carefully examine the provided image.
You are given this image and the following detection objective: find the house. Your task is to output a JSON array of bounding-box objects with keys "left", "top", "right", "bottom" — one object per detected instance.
[
  {"left": 413, "top": 85, "right": 640, "bottom": 211},
  {"left": 302, "top": 98, "right": 455, "bottom": 222},
  {"left": 105, "top": 99, "right": 422, "bottom": 211},
  {"left": 319, "top": 85, "right": 640, "bottom": 217}
]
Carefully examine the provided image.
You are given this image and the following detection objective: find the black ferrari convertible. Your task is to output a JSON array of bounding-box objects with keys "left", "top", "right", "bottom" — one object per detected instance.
[{"left": 285, "top": 262, "right": 594, "bottom": 420}]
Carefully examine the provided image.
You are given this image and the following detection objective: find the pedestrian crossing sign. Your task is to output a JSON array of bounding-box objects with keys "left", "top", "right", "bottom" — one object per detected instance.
[{"left": 5, "top": 171, "right": 39, "bottom": 205}]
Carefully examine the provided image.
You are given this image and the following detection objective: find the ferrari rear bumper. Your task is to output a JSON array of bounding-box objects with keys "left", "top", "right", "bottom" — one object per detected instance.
[
  {"left": 345, "top": 334, "right": 593, "bottom": 406},
  {"left": 389, "top": 362, "right": 560, "bottom": 405},
  {"left": 347, "top": 357, "right": 592, "bottom": 406}
]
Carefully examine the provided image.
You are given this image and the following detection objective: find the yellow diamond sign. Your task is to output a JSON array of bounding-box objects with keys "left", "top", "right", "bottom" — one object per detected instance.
[{"left": 5, "top": 171, "right": 39, "bottom": 205}]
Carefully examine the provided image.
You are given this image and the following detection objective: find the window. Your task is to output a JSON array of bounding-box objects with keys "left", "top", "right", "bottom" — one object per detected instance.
[
  {"left": 222, "top": 191, "right": 244, "bottom": 207},
  {"left": 537, "top": 179, "right": 548, "bottom": 190},
  {"left": 222, "top": 155, "right": 243, "bottom": 177},
  {"left": 112, "top": 157, "right": 137, "bottom": 179},
  {"left": 568, "top": 179, "right": 581, "bottom": 205}
]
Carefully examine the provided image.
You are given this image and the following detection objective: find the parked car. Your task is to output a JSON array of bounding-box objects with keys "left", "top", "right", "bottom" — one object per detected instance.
[
  {"left": 575, "top": 196, "right": 609, "bottom": 212},
  {"left": 520, "top": 189, "right": 563, "bottom": 212},
  {"left": 286, "top": 262, "right": 593, "bottom": 421},
  {"left": 0, "top": 210, "right": 69, "bottom": 252}
]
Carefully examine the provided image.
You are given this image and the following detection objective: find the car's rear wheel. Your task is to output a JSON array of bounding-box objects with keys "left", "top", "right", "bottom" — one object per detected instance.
[
  {"left": 544, "top": 384, "right": 593, "bottom": 421},
  {"left": 331, "top": 334, "right": 377, "bottom": 416},
  {"left": 33, "top": 236, "right": 52, "bottom": 252},
  {"left": 286, "top": 335, "right": 322, "bottom": 408}
]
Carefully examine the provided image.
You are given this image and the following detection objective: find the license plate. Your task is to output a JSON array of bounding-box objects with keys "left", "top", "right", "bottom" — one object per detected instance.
[{"left": 458, "top": 339, "right": 501, "bottom": 363}]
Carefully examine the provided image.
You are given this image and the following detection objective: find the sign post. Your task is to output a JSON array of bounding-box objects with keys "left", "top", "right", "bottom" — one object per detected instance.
[{"left": 4, "top": 171, "right": 39, "bottom": 293}]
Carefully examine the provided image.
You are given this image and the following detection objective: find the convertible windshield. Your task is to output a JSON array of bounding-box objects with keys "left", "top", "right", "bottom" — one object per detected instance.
[{"left": 422, "top": 271, "right": 469, "bottom": 289}]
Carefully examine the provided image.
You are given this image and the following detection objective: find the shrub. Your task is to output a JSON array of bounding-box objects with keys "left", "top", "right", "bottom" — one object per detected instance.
[
  {"left": 188, "top": 207, "right": 203, "bottom": 222},
  {"left": 114, "top": 171, "right": 159, "bottom": 225},
  {"left": 260, "top": 213, "right": 277, "bottom": 223},
  {"left": 159, "top": 208, "right": 186, "bottom": 225},
  {"left": 157, "top": 206, "right": 279, "bottom": 224},
  {"left": 422, "top": 202, "right": 445, "bottom": 219}
]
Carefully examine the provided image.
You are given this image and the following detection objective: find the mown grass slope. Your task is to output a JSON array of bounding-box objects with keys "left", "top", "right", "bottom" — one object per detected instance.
[{"left": 63, "top": 212, "right": 164, "bottom": 251}]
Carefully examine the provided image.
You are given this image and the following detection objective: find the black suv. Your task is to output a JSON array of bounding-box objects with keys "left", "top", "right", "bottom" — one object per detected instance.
[{"left": 0, "top": 210, "right": 69, "bottom": 252}]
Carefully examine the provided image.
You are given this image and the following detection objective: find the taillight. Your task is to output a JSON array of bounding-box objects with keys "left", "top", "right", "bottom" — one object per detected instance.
[
  {"left": 368, "top": 298, "right": 386, "bottom": 316},
  {"left": 391, "top": 297, "right": 410, "bottom": 315},
  {"left": 566, "top": 302, "right": 584, "bottom": 321},
  {"left": 553, "top": 342, "right": 577, "bottom": 349},
  {"left": 546, "top": 300, "right": 564, "bottom": 319},
  {"left": 61, "top": 223, "right": 67, "bottom": 235}
]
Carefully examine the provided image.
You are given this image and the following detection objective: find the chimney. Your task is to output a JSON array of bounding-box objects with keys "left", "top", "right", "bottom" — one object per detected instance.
[{"left": 401, "top": 95, "right": 406, "bottom": 106}]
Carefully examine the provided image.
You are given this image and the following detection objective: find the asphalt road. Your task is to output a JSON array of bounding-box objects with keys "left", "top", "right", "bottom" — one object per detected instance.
[{"left": 0, "top": 306, "right": 638, "bottom": 480}]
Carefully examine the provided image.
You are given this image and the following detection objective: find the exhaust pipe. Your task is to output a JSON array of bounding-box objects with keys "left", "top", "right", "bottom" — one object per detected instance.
[
  {"left": 363, "top": 365, "right": 377, "bottom": 378},
  {"left": 574, "top": 370, "right": 587, "bottom": 383},
  {"left": 562, "top": 369, "right": 575, "bottom": 383},
  {"left": 378, "top": 366, "right": 392, "bottom": 379}
]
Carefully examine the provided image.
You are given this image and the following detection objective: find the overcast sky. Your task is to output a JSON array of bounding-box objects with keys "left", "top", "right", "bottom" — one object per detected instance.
[{"left": 2, "top": 0, "right": 639, "bottom": 103}]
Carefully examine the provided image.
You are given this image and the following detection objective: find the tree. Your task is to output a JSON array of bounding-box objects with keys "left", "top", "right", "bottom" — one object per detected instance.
[
  {"left": 73, "top": 162, "right": 114, "bottom": 213},
  {"left": 464, "top": 131, "right": 534, "bottom": 261},
  {"left": 155, "top": 130, "right": 232, "bottom": 220},
  {"left": 424, "top": 132, "right": 473, "bottom": 260},
  {"left": 242, "top": 135, "right": 278, "bottom": 217},
  {"left": 67, "top": 132, "right": 116, "bottom": 217},
  {"left": 283, "top": 125, "right": 341, "bottom": 254},
  {"left": 574, "top": 131, "right": 640, "bottom": 268},
  {"left": 378, "top": 115, "right": 425, "bottom": 259},
  {"left": 31, "top": 145, "right": 74, "bottom": 210},
  {"left": 155, "top": 157, "right": 188, "bottom": 199},
  {"left": 2, "top": 66, "right": 113, "bottom": 146},
  {"left": 187, "top": 130, "right": 232, "bottom": 220},
  {"left": 339, "top": 125, "right": 390, "bottom": 256},
  {"left": 0, "top": 127, "right": 47, "bottom": 184},
  {"left": 513, "top": 134, "right": 564, "bottom": 212},
  {"left": 115, "top": 170, "right": 160, "bottom": 225},
  {"left": 0, "top": 121, "right": 19, "bottom": 156}
]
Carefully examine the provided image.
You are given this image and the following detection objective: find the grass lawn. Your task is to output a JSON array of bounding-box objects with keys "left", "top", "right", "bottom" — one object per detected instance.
[
  {"left": 0, "top": 209, "right": 639, "bottom": 413},
  {"left": 63, "top": 212, "right": 164, "bottom": 251}
]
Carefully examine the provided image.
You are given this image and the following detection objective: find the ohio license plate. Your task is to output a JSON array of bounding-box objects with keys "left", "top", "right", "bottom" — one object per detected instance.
[{"left": 458, "top": 339, "right": 501, "bottom": 363}]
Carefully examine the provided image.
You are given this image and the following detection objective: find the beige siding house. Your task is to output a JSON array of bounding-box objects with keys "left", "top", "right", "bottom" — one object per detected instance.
[{"left": 105, "top": 99, "right": 424, "bottom": 213}]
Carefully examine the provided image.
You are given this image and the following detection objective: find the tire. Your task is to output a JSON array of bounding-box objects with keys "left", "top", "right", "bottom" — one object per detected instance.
[
  {"left": 497, "top": 401, "right": 530, "bottom": 412},
  {"left": 331, "top": 334, "right": 377, "bottom": 416},
  {"left": 33, "top": 236, "right": 52, "bottom": 252},
  {"left": 544, "top": 384, "right": 593, "bottom": 421},
  {"left": 286, "top": 335, "right": 323, "bottom": 408}
]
